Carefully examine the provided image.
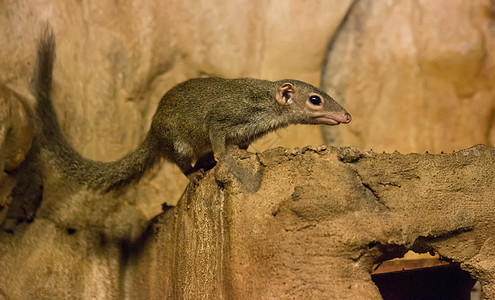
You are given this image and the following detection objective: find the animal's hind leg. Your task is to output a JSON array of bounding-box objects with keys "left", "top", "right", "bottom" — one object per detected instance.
[
  {"left": 176, "top": 156, "right": 194, "bottom": 177},
  {"left": 193, "top": 152, "right": 216, "bottom": 172},
  {"left": 162, "top": 139, "right": 195, "bottom": 176}
]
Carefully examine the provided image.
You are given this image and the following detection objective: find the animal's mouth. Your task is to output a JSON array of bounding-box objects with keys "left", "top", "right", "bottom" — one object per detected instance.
[
  {"left": 316, "top": 117, "right": 342, "bottom": 125},
  {"left": 315, "top": 112, "right": 352, "bottom": 126}
]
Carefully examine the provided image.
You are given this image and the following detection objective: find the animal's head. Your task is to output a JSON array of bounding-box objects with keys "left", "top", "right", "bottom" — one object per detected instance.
[{"left": 275, "top": 80, "right": 351, "bottom": 126}]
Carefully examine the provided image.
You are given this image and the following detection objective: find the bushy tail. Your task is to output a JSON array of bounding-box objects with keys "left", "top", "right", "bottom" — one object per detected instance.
[
  {"left": 32, "top": 26, "right": 158, "bottom": 191},
  {"left": 32, "top": 26, "right": 60, "bottom": 143}
]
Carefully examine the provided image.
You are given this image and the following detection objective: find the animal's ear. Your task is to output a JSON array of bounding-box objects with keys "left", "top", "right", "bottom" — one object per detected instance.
[{"left": 276, "top": 82, "right": 294, "bottom": 106}]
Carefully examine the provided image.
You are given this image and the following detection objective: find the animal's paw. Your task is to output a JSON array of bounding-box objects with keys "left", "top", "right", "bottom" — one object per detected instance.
[{"left": 187, "top": 168, "right": 206, "bottom": 184}]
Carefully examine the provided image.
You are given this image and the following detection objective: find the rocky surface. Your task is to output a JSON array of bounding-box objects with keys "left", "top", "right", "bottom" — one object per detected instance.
[
  {"left": 0, "top": 0, "right": 494, "bottom": 298},
  {"left": 0, "top": 84, "right": 35, "bottom": 228},
  {"left": 126, "top": 145, "right": 495, "bottom": 299},
  {"left": 3, "top": 145, "right": 492, "bottom": 298},
  {"left": 322, "top": 0, "right": 495, "bottom": 153}
]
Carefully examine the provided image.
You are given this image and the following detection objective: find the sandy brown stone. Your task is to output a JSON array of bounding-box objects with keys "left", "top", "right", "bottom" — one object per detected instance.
[
  {"left": 127, "top": 145, "right": 495, "bottom": 299},
  {"left": 0, "top": 85, "right": 34, "bottom": 226},
  {"left": 322, "top": 0, "right": 495, "bottom": 153},
  {"left": 1, "top": 144, "right": 494, "bottom": 298},
  {"left": 0, "top": 1, "right": 494, "bottom": 299}
]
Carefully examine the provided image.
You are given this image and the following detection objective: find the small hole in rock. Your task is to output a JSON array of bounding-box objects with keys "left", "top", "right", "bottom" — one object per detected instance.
[
  {"left": 371, "top": 251, "right": 479, "bottom": 299},
  {"left": 67, "top": 228, "right": 76, "bottom": 235}
]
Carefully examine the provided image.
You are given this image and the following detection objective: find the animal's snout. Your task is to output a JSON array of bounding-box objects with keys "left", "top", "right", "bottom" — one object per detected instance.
[{"left": 342, "top": 112, "right": 352, "bottom": 124}]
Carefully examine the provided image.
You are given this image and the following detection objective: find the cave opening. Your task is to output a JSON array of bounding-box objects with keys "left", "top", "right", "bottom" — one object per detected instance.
[{"left": 371, "top": 251, "right": 479, "bottom": 299}]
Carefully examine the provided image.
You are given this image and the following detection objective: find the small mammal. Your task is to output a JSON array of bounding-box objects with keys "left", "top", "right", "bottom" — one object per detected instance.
[{"left": 33, "top": 28, "right": 351, "bottom": 191}]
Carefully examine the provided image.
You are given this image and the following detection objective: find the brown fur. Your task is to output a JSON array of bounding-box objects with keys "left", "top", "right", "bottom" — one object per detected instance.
[{"left": 33, "top": 27, "right": 351, "bottom": 192}]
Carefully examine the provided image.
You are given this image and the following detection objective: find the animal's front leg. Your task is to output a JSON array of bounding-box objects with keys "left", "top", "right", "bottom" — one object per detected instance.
[{"left": 209, "top": 129, "right": 227, "bottom": 162}]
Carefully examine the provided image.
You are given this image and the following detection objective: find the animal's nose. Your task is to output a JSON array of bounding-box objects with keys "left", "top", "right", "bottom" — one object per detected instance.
[{"left": 343, "top": 112, "right": 352, "bottom": 123}]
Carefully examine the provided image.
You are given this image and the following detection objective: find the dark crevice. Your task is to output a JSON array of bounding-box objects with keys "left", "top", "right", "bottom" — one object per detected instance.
[
  {"left": 362, "top": 182, "right": 380, "bottom": 199},
  {"left": 2, "top": 141, "right": 43, "bottom": 232},
  {"left": 351, "top": 168, "right": 380, "bottom": 200},
  {"left": 411, "top": 227, "right": 474, "bottom": 254},
  {"left": 375, "top": 243, "right": 409, "bottom": 263},
  {"left": 351, "top": 168, "right": 390, "bottom": 211}
]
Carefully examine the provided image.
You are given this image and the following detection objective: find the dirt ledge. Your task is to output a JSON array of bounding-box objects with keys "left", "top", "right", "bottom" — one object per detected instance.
[
  {"left": 127, "top": 144, "right": 495, "bottom": 299},
  {"left": 0, "top": 145, "right": 493, "bottom": 299}
]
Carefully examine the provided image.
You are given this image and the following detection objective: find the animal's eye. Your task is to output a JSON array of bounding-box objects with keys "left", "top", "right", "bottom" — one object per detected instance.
[{"left": 309, "top": 95, "right": 322, "bottom": 105}]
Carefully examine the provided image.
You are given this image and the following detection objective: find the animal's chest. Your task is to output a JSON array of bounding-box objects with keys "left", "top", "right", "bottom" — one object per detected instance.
[{"left": 227, "top": 118, "right": 281, "bottom": 144}]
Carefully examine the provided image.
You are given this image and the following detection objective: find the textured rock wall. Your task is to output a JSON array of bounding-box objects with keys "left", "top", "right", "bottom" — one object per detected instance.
[
  {"left": 0, "top": 86, "right": 32, "bottom": 225},
  {"left": 2, "top": 145, "right": 492, "bottom": 299},
  {"left": 0, "top": 0, "right": 494, "bottom": 299},
  {"left": 126, "top": 145, "right": 495, "bottom": 299},
  {"left": 322, "top": 0, "right": 495, "bottom": 153}
]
